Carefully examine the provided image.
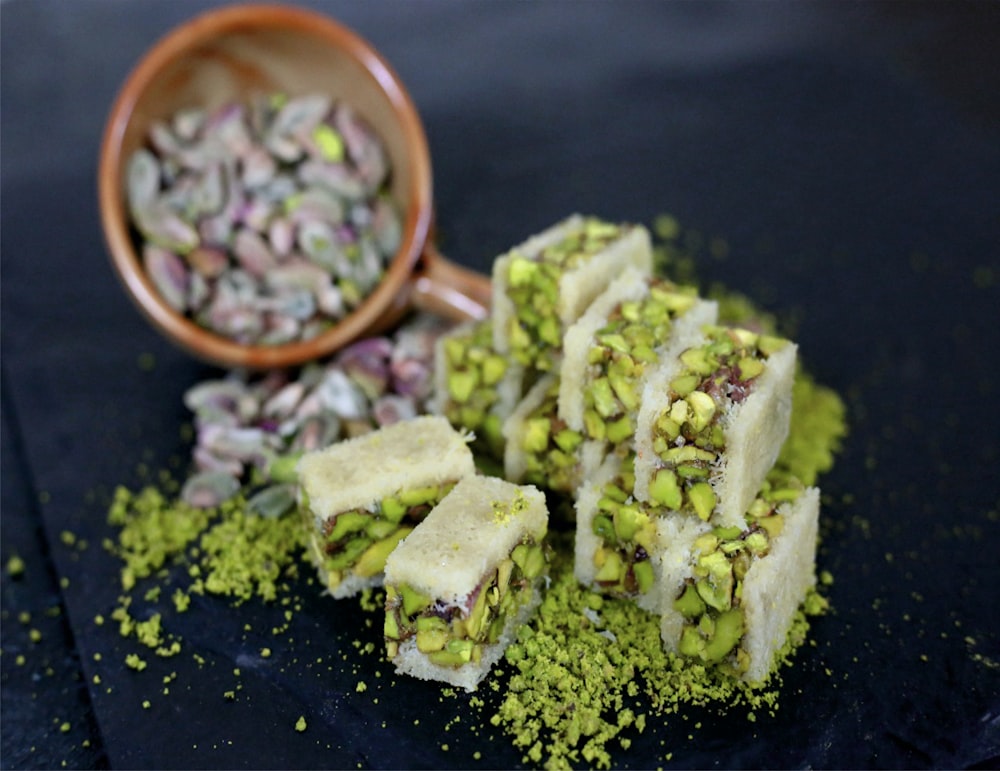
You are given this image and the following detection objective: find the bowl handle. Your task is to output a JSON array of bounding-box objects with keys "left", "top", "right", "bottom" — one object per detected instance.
[{"left": 411, "top": 242, "right": 492, "bottom": 322}]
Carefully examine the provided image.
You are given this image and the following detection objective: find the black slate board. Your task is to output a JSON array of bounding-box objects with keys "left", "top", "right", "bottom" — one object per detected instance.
[{"left": 2, "top": 1, "right": 999, "bottom": 768}]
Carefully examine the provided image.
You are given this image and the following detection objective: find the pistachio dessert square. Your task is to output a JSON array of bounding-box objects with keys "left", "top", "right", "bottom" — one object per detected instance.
[
  {"left": 382, "top": 476, "right": 549, "bottom": 692},
  {"left": 491, "top": 214, "right": 653, "bottom": 374},
  {"left": 633, "top": 325, "right": 797, "bottom": 529},
  {"left": 559, "top": 266, "right": 717, "bottom": 447},
  {"left": 659, "top": 484, "right": 820, "bottom": 683},
  {"left": 296, "top": 415, "right": 475, "bottom": 599},
  {"left": 431, "top": 319, "right": 526, "bottom": 460},
  {"left": 502, "top": 373, "right": 606, "bottom": 496},
  {"left": 574, "top": 452, "right": 682, "bottom": 614}
]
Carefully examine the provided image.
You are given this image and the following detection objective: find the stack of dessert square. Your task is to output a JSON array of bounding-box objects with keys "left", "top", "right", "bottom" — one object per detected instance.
[{"left": 434, "top": 214, "right": 820, "bottom": 684}]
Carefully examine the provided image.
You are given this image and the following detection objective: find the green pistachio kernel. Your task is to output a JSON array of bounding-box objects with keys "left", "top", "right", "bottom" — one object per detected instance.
[
  {"left": 685, "top": 390, "right": 716, "bottom": 431},
  {"left": 447, "top": 370, "right": 479, "bottom": 403},
  {"left": 605, "top": 415, "right": 633, "bottom": 444},
  {"left": 648, "top": 468, "right": 683, "bottom": 509},
  {"left": 744, "top": 531, "right": 769, "bottom": 555},
  {"left": 612, "top": 505, "right": 646, "bottom": 542},
  {"left": 592, "top": 514, "right": 617, "bottom": 545},
  {"left": 594, "top": 549, "right": 624, "bottom": 583},
  {"left": 384, "top": 611, "right": 400, "bottom": 640},
  {"left": 380, "top": 496, "right": 407, "bottom": 523},
  {"left": 400, "top": 584, "right": 432, "bottom": 617},
  {"left": 523, "top": 417, "right": 551, "bottom": 454},
  {"left": 481, "top": 354, "right": 508, "bottom": 386},
  {"left": 465, "top": 589, "right": 492, "bottom": 639},
  {"left": 553, "top": 428, "right": 582, "bottom": 454},
  {"left": 416, "top": 616, "right": 450, "bottom": 653},
  {"left": 701, "top": 608, "right": 744, "bottom": 662},
  {"left": 757, "top": 513, "right": 785, "bottom": 539},
  {"left": 678, "top": 625, "right": 706, "bottom": 657},
  {"left": 511, "top": 542, "right": 546, "bottom": 580},
  {"left": 354, "top": 527, "right": 412, "bottom": 578},
  {"left": 633, "top": 560, "right": 655, "bottom": 594},
  {"left": 590, "top": 378, "right": 619, "bottom": 418},
  {"left": 737, "top": 357, "right": 765, "bottom": 381},
  {"left": 688, "top": 482, "right": 718, "bottom": 521},
  {"left": 326, "top": 511, "right": 369, "bottom": 543},
  {"left": 583, "top": 409, "right": 607, "bottom": 440},
  {"left": 679, "top": 348, "right": 716, "bottom": 376},
  {"left": 674, "top": 583, "right": 707, "bottom": 618},
  {"left": 325, "top": 536, "right": 372, "bottom": 571},
  {"left": 398, "top": 485, "right": 440, "bottom": 508},
  {"left": 508, "top": 257, "right": 539, "bottom": 287},
  {"left": 669, "top": 373, "right": 700, "bottom": 397},
  {"left": 757, "top": 334, "right": 787, "bottom": 356}
]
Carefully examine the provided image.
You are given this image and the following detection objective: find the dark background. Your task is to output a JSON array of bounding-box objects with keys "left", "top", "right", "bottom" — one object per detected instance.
[{"left": 3, "top": 1, "right": 999, "bottom": 768}]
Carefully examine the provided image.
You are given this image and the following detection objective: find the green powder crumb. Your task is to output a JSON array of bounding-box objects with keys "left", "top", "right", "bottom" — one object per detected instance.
[
  {"left": 295, "top": 716, "right": 307, "bottom": 732},
  {"left": 125, "top": 653, "right": 146, "bottom": 672},
  {"left": 6, "top": 554, "right": 25, "bottom": 578},
  {"left": 356, "top": 681, "right": 367, "bottom": 693}
]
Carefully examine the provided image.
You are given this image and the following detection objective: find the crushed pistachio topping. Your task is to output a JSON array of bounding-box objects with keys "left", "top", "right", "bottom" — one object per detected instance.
[
  {"left": 384, "top": 538, "right": 547, "bottom": 667},
  {"left": 648, "top": 325, "right": 788, "bottom": 518},
  {"left": 309, "top": 482, "right": 457, "bottom": 592},
  {"left": 507, "top": 218, "right": 626, "bottom": 371},
  {"left": 440, "top": 320, "right": 508, "bottom": 458},
  {"left": 491, "top": 490, "right": 531, "bottom": 526},
  {"left": 492, "top": 530, "right": 825, "bottom": 769},
  {"left": 673, "top": 479, "right": 802, "bottom": 674},
  {"left": 518, "top": 378, "right": 584, "bottom": 494},
  {"left": 590, "top": 455, "right": 660, "bottom": 598},
  {"left": 582, "top": 279, "right": 699, "bottom": 441}
]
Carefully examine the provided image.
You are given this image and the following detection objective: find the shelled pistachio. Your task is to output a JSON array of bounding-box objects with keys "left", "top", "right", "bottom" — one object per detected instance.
[
  {"left": 181, "top": 315, "right": 449, "bottom": 509},
  {"left": 127, "top": 92, "right": 402, "bottom": 346}
]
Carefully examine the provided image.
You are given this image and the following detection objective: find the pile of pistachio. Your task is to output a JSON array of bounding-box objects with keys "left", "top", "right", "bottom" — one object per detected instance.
[
  {"left": 180, "top": 315, "right": 448, "bottom": 512},
  {"left": 127, "top": 92, "right": 401, "bottom": 345}
]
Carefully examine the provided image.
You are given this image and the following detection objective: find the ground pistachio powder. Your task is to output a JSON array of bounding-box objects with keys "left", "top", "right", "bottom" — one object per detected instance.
[
  {"left": 94, "top": 216, "right": 847, "bottom": 768},
  {"left": 481, "top": 364, "right": 843, "bottom": 769}
]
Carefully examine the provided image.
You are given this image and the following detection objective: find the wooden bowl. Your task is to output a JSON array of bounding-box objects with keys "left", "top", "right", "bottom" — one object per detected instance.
[{"left": 99, "top": 3, "right": 489, "bottom": 369}]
